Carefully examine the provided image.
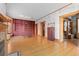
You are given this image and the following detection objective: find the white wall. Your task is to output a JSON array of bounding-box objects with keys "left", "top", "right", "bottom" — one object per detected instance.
[
  {"left": 36, "top": 3, "right": 79, "bottom": 41},
  {"left": 0, "top": 3, "right": 6, "bottom": 14}
]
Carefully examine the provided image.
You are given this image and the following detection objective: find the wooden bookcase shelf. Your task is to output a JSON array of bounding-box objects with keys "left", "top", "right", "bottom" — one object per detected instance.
[{"left": 0, "top": 13, "right": 12, "bottom": 56}]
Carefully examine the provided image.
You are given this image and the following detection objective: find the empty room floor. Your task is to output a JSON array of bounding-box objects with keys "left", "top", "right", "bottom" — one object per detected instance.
[{"left": 8, "top": 36, "right": 79, "bottom": 56}]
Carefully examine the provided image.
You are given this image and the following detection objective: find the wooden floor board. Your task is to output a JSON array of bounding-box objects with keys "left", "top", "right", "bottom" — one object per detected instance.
[{"left": 8, "top": 36, "right": 79, "bottom": 56}]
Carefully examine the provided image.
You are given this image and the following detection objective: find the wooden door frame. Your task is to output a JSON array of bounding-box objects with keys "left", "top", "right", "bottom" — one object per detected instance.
[{"left": 59, "top": 10, "right": 79, "bottom": 41}]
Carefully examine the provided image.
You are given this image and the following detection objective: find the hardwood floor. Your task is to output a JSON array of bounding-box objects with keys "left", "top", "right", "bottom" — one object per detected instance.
[{"left": 7, "top": 36, "right": 79, "bottom": 56}]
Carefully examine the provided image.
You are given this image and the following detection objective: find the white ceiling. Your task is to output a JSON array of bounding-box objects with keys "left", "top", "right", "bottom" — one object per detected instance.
[{"left": 6, "top": 3, "right": 69, "bottom": 20}]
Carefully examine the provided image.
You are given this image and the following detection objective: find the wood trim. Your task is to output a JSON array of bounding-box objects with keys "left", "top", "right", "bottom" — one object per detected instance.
[
  {"left": 76, "top": 18, "right": 79, "bottom": 38},
  {"left": 59, "top": 17, "right": 64, "bottom": 41},
  {"left": 62, "top": 10, "right": 79, "bottom": 18}
]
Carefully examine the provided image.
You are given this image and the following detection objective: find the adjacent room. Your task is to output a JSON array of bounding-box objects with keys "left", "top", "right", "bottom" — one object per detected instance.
[{"left": 0, "top": 3, "right": 79, "bottom": 56}]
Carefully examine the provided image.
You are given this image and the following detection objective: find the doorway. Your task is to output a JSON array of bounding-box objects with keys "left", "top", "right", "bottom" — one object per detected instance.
[
  {"left": 63, "top": 17, "right": 77, "bottom": 40},
  {"left": 41, "top": 22, "right": 45, "bottom": 37},
  {"left": 60, "top": 10, "right": 79, "bottom": 42}
]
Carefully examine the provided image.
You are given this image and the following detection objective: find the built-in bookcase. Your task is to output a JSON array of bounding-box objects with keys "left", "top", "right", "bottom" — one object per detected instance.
[
  {"left": 13, "top": 19, "right": 35, "bottom": 37},
  {"left": 0, "top": 13, "right": 11, "bottom": 56}
]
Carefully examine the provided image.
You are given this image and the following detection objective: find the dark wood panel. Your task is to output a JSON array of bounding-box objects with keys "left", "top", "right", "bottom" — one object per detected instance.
[
  {"left": 12, "top": 19, "right": 35, "bottom": 37},
  {"left": 35, "top": 24, "right": 38, "bottom": 36},
  {"left": 47, "top": 27, "right": 55, "bottom": 41}
]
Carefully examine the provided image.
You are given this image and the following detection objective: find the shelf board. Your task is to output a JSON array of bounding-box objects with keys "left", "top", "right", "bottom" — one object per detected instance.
[
  {"left": 0, "top": 24, "right": 7, "bottom": 32},
  {"left": 0, "top": 13, "right": 12, "bottom": 22}
]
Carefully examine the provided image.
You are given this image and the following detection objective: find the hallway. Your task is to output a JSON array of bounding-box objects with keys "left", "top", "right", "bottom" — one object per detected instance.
[{"left": 8, "top": 36, "right": 79, "bottom": 56}]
